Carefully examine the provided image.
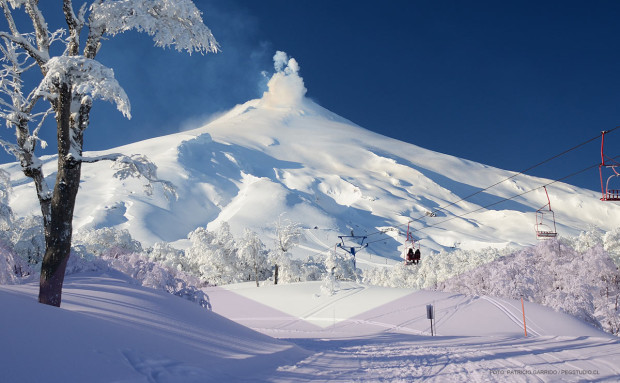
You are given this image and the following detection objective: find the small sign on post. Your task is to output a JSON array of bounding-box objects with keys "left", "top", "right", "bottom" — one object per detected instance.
[{"left": 426, "top": 304, "right": 435, "bottom": 336}]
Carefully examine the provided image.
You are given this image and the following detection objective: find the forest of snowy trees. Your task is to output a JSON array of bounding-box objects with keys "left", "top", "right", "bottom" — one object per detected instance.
[{"left": 1, "top": 181, "right": 619, "bottom": 336}]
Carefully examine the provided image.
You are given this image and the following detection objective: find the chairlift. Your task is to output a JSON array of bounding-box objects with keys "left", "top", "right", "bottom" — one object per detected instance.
[
  {"left": 336, "top": 234, "right": 368, "bottom": 268},
  {"left": 599, "top": 130, "right": 620, "bottom": 201},
  {"left": 403, "top": 221, "right": 421, "bottom": 265},
  {"left": 535, "top": 186, "right": 557, "bottom": 239}
]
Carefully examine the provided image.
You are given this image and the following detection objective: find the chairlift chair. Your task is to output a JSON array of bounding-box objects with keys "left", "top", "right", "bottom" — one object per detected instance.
[
  {"left": 599, "top": 130, "right": 620, "bottom": 201},
  {"left": 403, "top": 221, "right": 421, "bottom": 265},
  {"left": 535, "top": 186, "right": 558, "bottom": 239}
]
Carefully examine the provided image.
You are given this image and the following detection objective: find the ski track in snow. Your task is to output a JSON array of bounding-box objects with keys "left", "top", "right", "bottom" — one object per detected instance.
[
  {"left": 206, "top": 284, "right": 620, "bottom": 382},
  {"left": 481, "top": 296, "right": 541, "bottom": 337},
  {"left": 262, "top": 335, "right": 620, "bottom": 382},
  {"left": 303, "top": 229, "right": 332, "bottom": 250},
  {"left": 299, "top": 285, "right": 367, "bottom": 322},
  {"left": 272, "top": 339, "right": 501, "bottom": 383},
  {"left": 122, "top": 350, "right": 209, "bottom": 383}
]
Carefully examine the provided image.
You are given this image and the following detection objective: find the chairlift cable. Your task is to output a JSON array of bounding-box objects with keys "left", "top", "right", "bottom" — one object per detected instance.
[
  {"left": 366, "top": 154, "right": 620, "bottom": 245},
  {"left": 364, "top": 127, "right": 619, "bottom": 239},
  {"left": 305, "top": 131, "right": 620, "bottom": 252},
  {"left": 305, "top": 154, "right": 614, "bottom": 259}
]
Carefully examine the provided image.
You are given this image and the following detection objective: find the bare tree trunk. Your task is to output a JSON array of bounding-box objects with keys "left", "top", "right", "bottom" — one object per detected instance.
[
  {"left": 38, "top": 84, "right": 82, "bottom": 307},
  {"left": 274, "top": 264, "right": 279, "bottom": 285}
]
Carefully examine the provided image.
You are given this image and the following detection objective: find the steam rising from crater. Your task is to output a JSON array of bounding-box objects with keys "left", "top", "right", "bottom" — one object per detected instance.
[{"left": 259, "top": 51, "right": 307, "bottom": 108}]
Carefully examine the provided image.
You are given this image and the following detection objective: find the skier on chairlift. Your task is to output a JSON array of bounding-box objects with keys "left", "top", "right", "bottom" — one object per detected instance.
[
  {"left": 413, "top": 248, "right": 421, "bottom": 265},
  {"left": 406, "top": 248, "right": 415, "bottom": 264},
  {"left": 405, "top": 247, "right": 421, "bottom": 265}
]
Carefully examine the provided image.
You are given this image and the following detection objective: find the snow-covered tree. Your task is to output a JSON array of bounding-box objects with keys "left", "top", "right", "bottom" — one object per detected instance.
[
  {"left": 144, "top": 241, "right": 188, "bottom": 272},
  {"left": 0, "top": 237, "right": 31, "bottom": 283},
  {"left": 0, "top": 1, "right": 218, "bottom": 306},
  {"left": 239, "top": 229, "right": 270, "bottom": 287},
  {"left": 10, "top": 214, "right": 44, "bottom": 265},
  {"left": 325, "top": 246, "right": 359, "bottom": 282},
  {"left": 270, "top": 217, "right": 303, "bottom": 284},
  {"left": 185, "top": 223, "right": 242, "bottom": 285},
  {"left": 105, "top": 251, "right": 210, "bottom": 309},
  {"left": 603, "top": 228, "right": 620, "bottom": 266},
  {"left": 73, "top": 227, "right": 142, "bottom": 258},
  {"left": 321, "top": 247, "right": 358, "bottom": 295},
  {"left": 572, "top": 226, "right": 605, "bottom": 253}
]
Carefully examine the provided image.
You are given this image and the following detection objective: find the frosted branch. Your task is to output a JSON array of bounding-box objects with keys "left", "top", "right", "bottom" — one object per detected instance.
[
  {"left": 0, "top": 137, "right": 19, "bottom": 157},
  {"left": 1, "top": 0, "right": 20, "bottom": 36},
  {"left": 23, "top": 0, "right": 49, "bottom": 55},
  {"left": 89, "top": 0, "right": 219, "bottom": 55},
  {"left": 63, "top": 0, "right": 84, "bottom": 55},
  {"left": 37, "top": 56, "right": 131, "bottom": 118},
  {"left": 0, "top": 31, "right": 47, "bottom": 67},
  {"left": 0, "top": 1, "right": 50, "bottom": 67},
  {"left": 81, "top": 153, "right": 177, "bottom": 201},
  {"left": 0, "top": 168, "right": 10, "bottom": 204},
  {"left": 111, "top": 154, "right": 177, "bottom": 200},
  {"left": 30, "top": 107, "right": 51, "bottom": 148}
]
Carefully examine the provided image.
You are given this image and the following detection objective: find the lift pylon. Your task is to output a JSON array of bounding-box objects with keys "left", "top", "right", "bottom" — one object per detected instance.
[
  {"left": 599, "top": 130, "right": 620, "bottom": 201},
  {"left": 336, "top": 234, "right": 368, "bottom": 268}
]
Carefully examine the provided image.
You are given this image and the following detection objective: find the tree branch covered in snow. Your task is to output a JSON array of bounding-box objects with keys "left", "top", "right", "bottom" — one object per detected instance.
[
  {"left": 0, "top": 0, "right": 63, "bottom": 68},
  {"left": 37, "top": 56, "right": 131, "bottom": 118},
  {"left": 62, "top": 0, "right": 87, "bottom": 56},
  {"left": 88, "top": 0, "right": 219, "bottom": 56},
  {"left": 0, "top": 168, "right": 8, "bottom": 195},
  {"left": 110, "top": 154, "right": 177, "bottom": 200},
  {"left": 0, "top": 34, "right": 52, "bottom": 214}
]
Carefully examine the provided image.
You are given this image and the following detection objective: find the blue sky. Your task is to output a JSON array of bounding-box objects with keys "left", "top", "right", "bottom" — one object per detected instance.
[{"left": 2, "top": 0, "right": 620, "bottom": 193}]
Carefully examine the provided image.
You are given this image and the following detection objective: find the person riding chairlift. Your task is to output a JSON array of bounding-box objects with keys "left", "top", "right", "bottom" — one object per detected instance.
[
  {"left": 406, "top": 248, "right": 421, "bottom": 265},
  {"left": 406, "top": 248, "right": 415, "bottom": 263},
  {"left": 413, "top": 248, "right": 421, "bottom": 264}
]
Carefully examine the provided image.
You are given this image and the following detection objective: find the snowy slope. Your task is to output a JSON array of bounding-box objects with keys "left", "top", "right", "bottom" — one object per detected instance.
[
  {"left": 0, "top": 271, "right": 306, "bottom": 383},
  {"left": 2, "top": 274, "right": 619, "bottom": 382},
  {"left": 207, "top": 281, "right": 609, "bottom": 338},
  {"left": 4, "top": 52, "right": 620, "bottom": 266},
  {"left": 208, "top": 281, "right": 620, "bottom": 381}
]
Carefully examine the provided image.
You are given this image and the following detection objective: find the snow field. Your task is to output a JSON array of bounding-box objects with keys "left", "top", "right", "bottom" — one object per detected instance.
[
  {"left": 0, "top": 271, "right": 307, "bottom": 383},
  {"left": 205, "top": 281, "right": 620, "bottom": 382},
  {"left": 206, "top": 281, "right": 609, "bottom": 339},
  {"left": 2, "top": 272, "right": 619, "bottom": 382}
]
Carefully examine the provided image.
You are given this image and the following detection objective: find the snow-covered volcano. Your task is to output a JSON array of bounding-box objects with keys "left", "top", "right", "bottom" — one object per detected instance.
[{"left": 4, "top": 52, "right": 620, "bottom": 265}]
